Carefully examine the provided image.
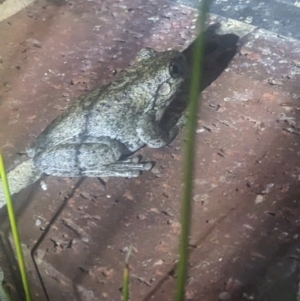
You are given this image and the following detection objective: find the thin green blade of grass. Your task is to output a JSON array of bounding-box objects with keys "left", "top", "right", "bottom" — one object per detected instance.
[
  {"left": 122, "top": 245, "right": 132, "bottom": 301},
  {"left": 0, "top": 153, "right": 32, "bottom": 301},
  {"left": 122, "top": 266, "right": 130, "bottom": 301},
  {"left": 175, "top": 1, "right": 212, "bottom": 300}
]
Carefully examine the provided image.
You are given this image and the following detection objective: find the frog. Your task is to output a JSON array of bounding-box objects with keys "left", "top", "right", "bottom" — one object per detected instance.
[{"left": 25, "top": 48, "right": 187, "bottom": 179}]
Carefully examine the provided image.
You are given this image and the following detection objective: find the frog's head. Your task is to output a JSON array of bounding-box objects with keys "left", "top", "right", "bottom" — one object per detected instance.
[{"left": 133, "top": 48, "right": 187, "bottom": 116}]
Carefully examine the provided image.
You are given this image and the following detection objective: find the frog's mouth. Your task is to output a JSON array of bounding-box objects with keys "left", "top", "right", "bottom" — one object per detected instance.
[
  {"left": 153, "top": 85, "right": 176, "bottom": 120},
  {"left": 159, "top": 83, "right": 187, "bottom": 130}
]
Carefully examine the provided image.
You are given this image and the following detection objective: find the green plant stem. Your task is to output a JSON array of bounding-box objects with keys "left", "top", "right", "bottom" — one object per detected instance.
[
  {"left": 122, "top": 264, "right": 129, "bottom": 301},
  {"left": 122, "top": 245, "right": 132, "bottom": 301},
  {"left": 175, "top": 1, "right": 211, "bottom": 301},
  {"left": 0, "top": 154, "right": 32, "bottom": 301}
]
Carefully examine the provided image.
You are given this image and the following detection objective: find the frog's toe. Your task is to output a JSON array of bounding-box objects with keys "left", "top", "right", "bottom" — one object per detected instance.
[
  {"left": 143, "top": 162, "right": 153, "bottom": 170},
  {"left": 177, "top": 114, "right": 187, "bottom": 127},
  {"left": 126, "top": 170, "right": 141, "bottom": 178},
  {"left": 121, "top": 156, "right": 142, "bottom": 163},
  {"left": 131, "top": 156, "right": 140, "bottom": 163}
]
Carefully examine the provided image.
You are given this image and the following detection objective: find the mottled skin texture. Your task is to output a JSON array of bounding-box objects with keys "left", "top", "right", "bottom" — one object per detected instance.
[{"left": 27, "top": 48, "right": 187, "bottom": 178}]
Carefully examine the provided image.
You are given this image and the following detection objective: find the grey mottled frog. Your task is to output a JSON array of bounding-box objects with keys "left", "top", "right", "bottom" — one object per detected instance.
[{"left": 25, "top": 48, "right": 187, "bottom": 179}]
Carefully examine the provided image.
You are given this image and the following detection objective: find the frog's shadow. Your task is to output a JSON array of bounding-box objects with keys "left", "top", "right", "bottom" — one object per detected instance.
[{"left": 162, "top": 23, "right": 239, "bottom": 127}]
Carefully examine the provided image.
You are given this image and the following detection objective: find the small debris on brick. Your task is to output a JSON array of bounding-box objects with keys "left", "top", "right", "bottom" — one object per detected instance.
[
  {"left": 292, "top": 60, "right": 300, "bottom": 67},
  {"left": 151, "top": 166, "right": 160, "bottom": 174},
  {"left": 25, "top": 38, "right": 43, "bottom": 48},
  {"left": 261, "top": 183, "right": 274, "bottom": 194},
  {"left": 137, "top": 214, "right": 146, "bottom": 220},
  {"left": 255, "top": 194, "right": 264, "bottom": 204},
  {"left": 268, "top": 78, "right": 283, "bottom": 86},
  {"left": 153, "top": 259, "right": 164, "bottom": 266},
  {"left": 35, "top": 219, "right": 42, "bottom": 227},
  {"left": 218, "top": 291, "right": 231, "bottom": 300}
]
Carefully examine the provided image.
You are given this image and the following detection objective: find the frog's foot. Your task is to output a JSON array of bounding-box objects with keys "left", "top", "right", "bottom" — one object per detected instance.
[
  {"left": 33, "top": 142, "right": 153, "bottom": 178},
  {"left": 80, "top": 161, "right": 153, "bottom": 178}
]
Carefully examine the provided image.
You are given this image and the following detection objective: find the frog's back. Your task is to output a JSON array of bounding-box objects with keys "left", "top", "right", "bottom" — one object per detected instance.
[{"left": 29, "top": 82, "right": 144, "bottom": 155}]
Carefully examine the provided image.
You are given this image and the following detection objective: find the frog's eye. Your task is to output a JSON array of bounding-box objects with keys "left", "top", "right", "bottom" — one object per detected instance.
[
  {"left": 169, "top": 62, "right": 181, "bottom": 78},
  {"left": 169, "top": 55, "right": 186, "bottom": 78}
]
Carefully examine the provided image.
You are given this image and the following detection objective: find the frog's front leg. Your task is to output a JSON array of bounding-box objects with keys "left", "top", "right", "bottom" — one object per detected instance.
[
  {"left": 137, "top": 110, "right": 184, "bottom": 148},
  {"left": 33, "top": 140, "right": 152, "bottom": 178}
]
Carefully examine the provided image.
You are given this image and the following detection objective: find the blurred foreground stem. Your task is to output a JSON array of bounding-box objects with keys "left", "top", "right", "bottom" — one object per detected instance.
[
  {"left": 122, "top": 245, "right": 132, "bottom": 301},
  {"left": 175, "top": 1, "right": 211, "bottom": 300}
]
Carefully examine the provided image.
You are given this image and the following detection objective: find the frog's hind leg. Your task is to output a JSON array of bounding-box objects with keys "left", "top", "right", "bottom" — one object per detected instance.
[{"left": 33, "top": 142, "right": 152, "bottom": 178}]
